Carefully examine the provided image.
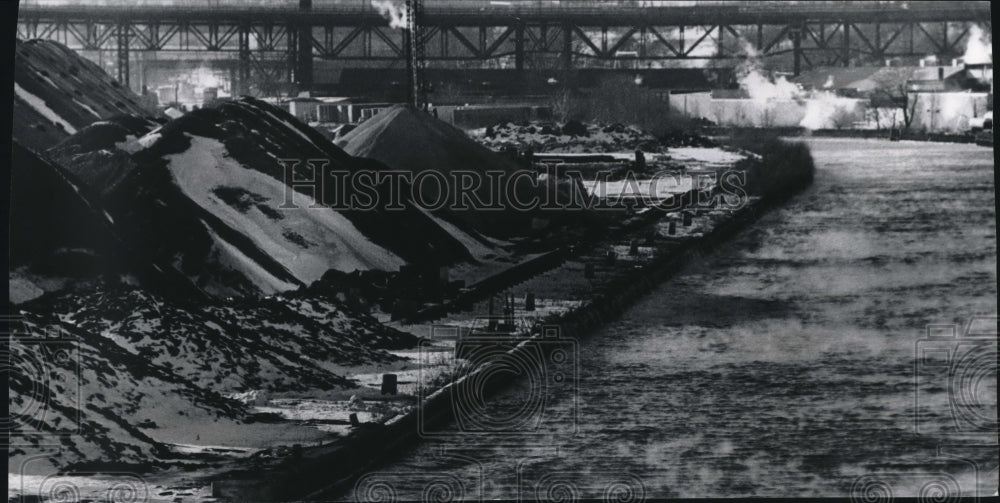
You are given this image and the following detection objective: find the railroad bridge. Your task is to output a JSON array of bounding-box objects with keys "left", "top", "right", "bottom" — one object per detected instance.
[{"left": 17, "top": 0, "right": 991, "bottom": 95}]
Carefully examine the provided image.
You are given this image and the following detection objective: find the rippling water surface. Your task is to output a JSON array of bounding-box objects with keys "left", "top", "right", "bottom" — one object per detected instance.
[{"left": 348, "top": 139, "right": 997, "bottom": 500}]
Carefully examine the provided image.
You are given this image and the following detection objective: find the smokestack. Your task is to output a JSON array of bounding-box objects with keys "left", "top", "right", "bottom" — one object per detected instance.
[
  {"left": 952, "top": 58, "right": 959, "bottom": 67},
  {"left": 938, "top": 67, "right": 944, "bottom": 80}
]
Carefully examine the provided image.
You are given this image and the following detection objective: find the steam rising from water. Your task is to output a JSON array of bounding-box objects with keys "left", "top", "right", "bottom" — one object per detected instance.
[{"left": 371, "top": 0, "right": 408, "bottom": 30}]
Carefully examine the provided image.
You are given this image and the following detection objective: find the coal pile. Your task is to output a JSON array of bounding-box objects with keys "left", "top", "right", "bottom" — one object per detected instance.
[
  {"left": 341, "top": 105, "right": 598, "bottom": 242},
  {"left": 340, "top": 104, "right": 537, "bottom": 240},
  {"left": 11, "top": 280, "right": 420, "bottom": 470},
  {"left": 8, "top": 141, "right": 198, "bottom": 304},
  {"left": 11, "top": 39, "right": 172, "bottom": 297},
  {"left": 13, "top": 39, "right": 157, "bottom": 152},
  {"left": 10, "top": 142, "right": 121, "bottom": 274},
  {"left": 48, "top": 114, "right": 161, "bottom": 198},
  {"left": 56, "top": 97, "right": 477, "bottom": 298},
  {"left": 9, "top": 42, "right": 458, "bottom": 477},
  {"left": 24, "top": 284, "right": 417, "bottom": 393},
  {"left": 9, "top": 313, "right": 246, "bottom": 472}
]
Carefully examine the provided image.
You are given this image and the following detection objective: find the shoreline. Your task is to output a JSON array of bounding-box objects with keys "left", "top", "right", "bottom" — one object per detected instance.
[{"left": 706, "top": 126, "right": 985, "bottom": 145}]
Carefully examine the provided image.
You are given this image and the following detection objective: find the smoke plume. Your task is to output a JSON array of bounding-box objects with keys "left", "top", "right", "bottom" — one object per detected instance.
[
  {"left": 963, "top": 24, "right": 992, "bottom": 65},
  {"left": 736, "top": 42, "right": 802, "bottom": 102},
  {"left": 371, "top": 0, "right": 408, "bottom": 30},
  {"left": 732, "top": 41, "right": 861, "bottom": 130}
]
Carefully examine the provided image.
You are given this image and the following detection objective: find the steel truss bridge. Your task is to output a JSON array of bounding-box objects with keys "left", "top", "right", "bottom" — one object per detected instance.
[{"left": 16, "top": 1, "right": 991, "bottom": 94}]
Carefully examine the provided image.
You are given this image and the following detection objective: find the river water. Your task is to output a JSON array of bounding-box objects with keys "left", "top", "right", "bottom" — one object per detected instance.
[{"left": 346, "top": 139, "right": 997, "bottom": 501}]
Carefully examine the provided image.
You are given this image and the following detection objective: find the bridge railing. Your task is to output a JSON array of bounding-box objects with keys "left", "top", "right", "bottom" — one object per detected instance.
[
  {"left": 14, "top": 0, "right": 915, "bottom": 13},
  {"left": 18, "top": 0, "right": 980, "bottom": 21}
]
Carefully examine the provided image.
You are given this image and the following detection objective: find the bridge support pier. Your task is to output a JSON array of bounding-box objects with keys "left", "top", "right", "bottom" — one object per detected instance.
[
  {"left": 116, "top": 22, "right": 129, "bottom": 89},
  {"left": 515, "top": 22, "right": 525, "bottom": 72},
  {"left": 562, "top": 21, "right": 572, "bottom": 70},
  {"left": 237, "top": 24, "right": 250, "bottom": 96},
  {"left": 296, "top": 0, "right": 313, "bottom": 92},
  {"left": 792, "top": 24, "right": 802, "bottom": 76},
  {"left": 842, "top": 21, "right": 850, "bottom": 67}
]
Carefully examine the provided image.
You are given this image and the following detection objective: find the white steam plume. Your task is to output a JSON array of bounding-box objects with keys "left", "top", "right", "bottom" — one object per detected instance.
[
  {"left": 371, "top": 0, "right": 408, "bottom": 30},
  {"left": 736, "top": 42, "right": 802, "bottom": 102},
  {"left": 964, "top": 24, "right": 992, "bottom": 65},
  {"left": 733, "top": 41, "right": 860, "bottom": 130}
]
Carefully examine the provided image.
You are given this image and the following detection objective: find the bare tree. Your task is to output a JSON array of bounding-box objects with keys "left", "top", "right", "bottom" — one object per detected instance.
[{"left": 870, "top": 67, "right": 917, "bottom": 131}]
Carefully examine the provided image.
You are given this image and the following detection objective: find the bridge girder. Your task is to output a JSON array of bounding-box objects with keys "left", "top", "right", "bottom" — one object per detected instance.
[{"left": 16, "top": 2, "right": 990, "bottom": 93}]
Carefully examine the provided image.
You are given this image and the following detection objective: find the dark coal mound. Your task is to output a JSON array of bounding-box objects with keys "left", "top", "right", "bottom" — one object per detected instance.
[
  {"left": 10, "top": 141, "right": 120, "bottom": 272},
  {"left": 10, "top": 141, "right": 195, "bottom": 299},
  {"left": 340, "top": 105, "right": 589, "bottom": 240},
  {"left": 24, "top": 283, "right": 417, "bottom": 393},
  {"left": 13, "top": 39, "right": 157, "bottom": 152},
  {"left": 58, "top": 97, "right": 476, "bottom": 298},
  {"left": 9, "top": 313, "right": 246, "bottom": 470}
]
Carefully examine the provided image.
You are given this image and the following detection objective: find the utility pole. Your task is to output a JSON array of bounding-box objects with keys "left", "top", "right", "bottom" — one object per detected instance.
[
  {"left": 404, "top": 0, "right": 425, "bottom": 108},
  {"left": 296, "top": 0, "right": 314, "bottom": 93}
]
